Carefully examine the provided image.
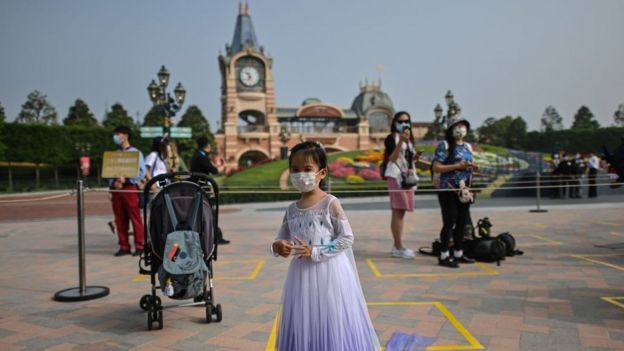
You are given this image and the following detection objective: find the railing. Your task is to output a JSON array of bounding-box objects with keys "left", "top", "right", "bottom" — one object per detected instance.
[
  {"left": 282, "top": 125, "right": 359, "bottom": 134},
  {"left": 238, "top": 125, "right": 269, "bottom": 133}
]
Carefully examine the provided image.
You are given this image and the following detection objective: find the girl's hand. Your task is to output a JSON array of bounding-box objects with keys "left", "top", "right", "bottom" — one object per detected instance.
[
  {"left": 471, "top": 162, "right": 479, "bottom": 171},
  {"left": 293, "top": 236, "right": 311, "bottom": 258},
  {"left": 273, "top": 240, "right": 293, "bottom": 258}
]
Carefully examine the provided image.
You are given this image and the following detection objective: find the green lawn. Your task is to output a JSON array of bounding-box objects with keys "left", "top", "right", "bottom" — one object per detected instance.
[
  {"left": 223, "top": 150, "right": 366, "bottom": 189},
  {"left": 222, "top": 145, "right": 517, "bottom": 192}
]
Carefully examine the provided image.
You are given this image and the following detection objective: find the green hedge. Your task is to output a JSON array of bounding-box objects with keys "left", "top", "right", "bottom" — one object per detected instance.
[
  {"left": 1, "top": 123, "right": 152, "bottom": 164},
  {"left": 522, "top": 127, "right": 624, "bottom": 153}
]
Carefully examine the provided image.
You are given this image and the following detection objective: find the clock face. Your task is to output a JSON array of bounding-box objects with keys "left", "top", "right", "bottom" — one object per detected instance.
[{"left": 239, "top": 66, "right": 260, "bottom": 87}]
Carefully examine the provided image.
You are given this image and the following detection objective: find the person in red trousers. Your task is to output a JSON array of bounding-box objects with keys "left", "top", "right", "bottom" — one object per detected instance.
[{"left": 109, "top": 126, "right": 146, "bottom": 257}]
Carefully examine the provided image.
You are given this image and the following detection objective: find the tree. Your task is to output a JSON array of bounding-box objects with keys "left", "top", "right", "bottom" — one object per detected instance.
[
  {"left": 507, "top": 116, "right": 528, "bottom": 149},
  {"left": 63, "top": 98, "right": 98, "bottom": 127},
  {"left": 541, "top": 106, "right": 564, "bottom": 132},
  {"left": 476, "top": 116, "right": 526, "bottom": 148},
  {"left": 103, "top": 102, "right": 136, "bottom": 129},
  {"left": 142, "top": 106, "right": 165, "bottom": 126},
  {"left": 0, "top": 101, "right": 6, "bottom": 160},
  {"left": 177, "top": 105, "right": 215, "bottom": 163},
  {"left": 476, "top": 117, "right": 499, "bottom": 145},
  {"left": 0, "top": 100, "right": 5, "bottom": 123},
  {"left": 571, "top": 105, "right": 600, "bottom": 130},
  {"left": 16, "top": 90, "right": 58, "bottom": 125},
  {"left": 614, "top": 103, "right": 624, "bottom": 127},
  {"left": 178, "top": 105, "right": 212, "bottom": 137}
]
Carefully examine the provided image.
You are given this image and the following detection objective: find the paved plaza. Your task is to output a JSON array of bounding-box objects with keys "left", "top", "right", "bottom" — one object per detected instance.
[{"left": 1, "top": 192, "right": 624, "bottom": 350}]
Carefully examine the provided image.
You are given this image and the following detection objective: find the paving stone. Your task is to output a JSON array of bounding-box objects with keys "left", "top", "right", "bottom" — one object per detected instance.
[{"left": 1, "top": 197, "right": 623, "bottom": 350}]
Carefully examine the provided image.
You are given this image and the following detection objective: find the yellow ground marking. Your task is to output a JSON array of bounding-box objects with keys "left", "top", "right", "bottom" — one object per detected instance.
[
  {"left": 266, "top": 309, "right": 280, "bottom": 350},
  {"left": 215, "top": 259, "right": 266, "bottom": 280},
  {"left": 609, "top": 231, "right": 624, "bottom": 237},
  {"left": 366, "top": 258, "right": 498, "bottom": 278},
  {"left": 479, "top": 175, "right": 512, "bottom": 198},
  {"left": 265, "top": 301, "right": 483, "bottom": 351},
  {"left": 602, "top": 297, "right": 624, "bottom": 310},
  {"left": 520, "top": 234, "right": 562, "bottom": 246},
  {"left": 132, "top": 259, "right": 265, "bottom": 282},
  {"left": 571, "top": 254, "right": 624, "bottom": 271},
  {"left": 132, "top": 275, "right": 147, "bottom": 282}
]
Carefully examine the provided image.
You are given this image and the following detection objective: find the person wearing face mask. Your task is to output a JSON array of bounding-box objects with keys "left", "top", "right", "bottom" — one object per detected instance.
[
  {"left": 108, "top": 126, "right": 146, "bottom": 257},
  {"left": 270, "top": 141, "right": 380, "bottom": 351},
  {"left": 382, "top": 111, "right": 420, "bottom": 259},
  {"left": 432, "top": 117, "right": 478, "bottom": 268}
]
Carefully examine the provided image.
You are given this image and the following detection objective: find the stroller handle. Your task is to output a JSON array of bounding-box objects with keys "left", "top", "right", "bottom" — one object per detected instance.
[{"left": 143, "top": 172, "right": 220, "bottom": 198}]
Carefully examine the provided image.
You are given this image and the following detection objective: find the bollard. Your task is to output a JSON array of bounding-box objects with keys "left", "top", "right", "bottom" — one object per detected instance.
[
  {"left": 54, "top": 180, "right": 110, "bottom": 301},
  {"left": 530, "top": 156, "right": 548, "bottom": 213}
]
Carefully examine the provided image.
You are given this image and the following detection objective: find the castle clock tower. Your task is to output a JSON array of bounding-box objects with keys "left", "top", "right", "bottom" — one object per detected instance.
[{"left": 216, "top": 2, "right": 280, "bottom": 171}]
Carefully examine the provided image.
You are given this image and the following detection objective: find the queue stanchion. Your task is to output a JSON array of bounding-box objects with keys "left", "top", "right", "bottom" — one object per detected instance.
[
  {"left": 54, "top": 180, "right": 110, "bottom": 301},
  {"left": 530, "top": 155, "right": 548, "bottom": 213}
]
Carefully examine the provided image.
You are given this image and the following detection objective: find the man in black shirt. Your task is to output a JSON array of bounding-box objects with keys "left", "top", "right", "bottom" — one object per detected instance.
[
  {"left": 190, "top": 137, "right": 219, "bottom": 175},
  {"left": 190, "top": 136, "right": 230, "bottom": 244}
]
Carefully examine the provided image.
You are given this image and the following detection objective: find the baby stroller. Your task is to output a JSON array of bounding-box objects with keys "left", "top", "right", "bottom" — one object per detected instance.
[{"left": 138, "top": 172, "right": 222, "bottom": 330}]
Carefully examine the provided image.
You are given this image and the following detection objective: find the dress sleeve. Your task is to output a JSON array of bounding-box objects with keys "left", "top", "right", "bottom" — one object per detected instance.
[
  {"left": 310, "top": 197, "right": 354, "bottom": 262},
  {"left": 270, "top": 212, "right": 290, "bottom": 257}
]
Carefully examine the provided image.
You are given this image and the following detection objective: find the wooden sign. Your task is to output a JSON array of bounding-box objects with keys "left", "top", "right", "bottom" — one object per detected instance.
[{"left": 101, "top": 151, "right": 140, "bottom": 178}]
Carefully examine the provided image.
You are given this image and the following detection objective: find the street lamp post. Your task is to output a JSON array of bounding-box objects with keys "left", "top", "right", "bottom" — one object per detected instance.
[
  {"left": 147, "top": 65, "right": 186, "bottom": 137},
  {"left": 433, "top": 90, "right": 461, "bottom": 139}
]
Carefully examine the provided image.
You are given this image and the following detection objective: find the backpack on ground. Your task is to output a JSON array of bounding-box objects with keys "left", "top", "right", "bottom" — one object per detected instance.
[
  {"left": 157, "top": 192, "right": 209, "bottom": 300},
  {"left": 496, "top": 232, "right": 524, "bottom": 256},
  {"left": 464, "top": 238, "right": 506, "bottom": 265}
]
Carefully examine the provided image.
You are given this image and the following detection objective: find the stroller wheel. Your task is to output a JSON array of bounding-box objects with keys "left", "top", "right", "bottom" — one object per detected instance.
[
  {"left": 140, "top": 295, "right": 152, "bottom": 311},
  {"left": 215, "top": 304, "right": 223, "bottom": 323},
  {"left": 205, "top": 304, "right": 213, "bottom": 323},
  {"left": 153, "top": 296, "right": 162, "bottom": 308},
  {"left": 147, "top": 310, "right": 153, "bottom": 330}
]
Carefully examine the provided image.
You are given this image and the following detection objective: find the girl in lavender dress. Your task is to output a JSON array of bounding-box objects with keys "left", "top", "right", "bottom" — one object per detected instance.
[{"left": 271, "top": 141, "right": 380, "bottom": 351}]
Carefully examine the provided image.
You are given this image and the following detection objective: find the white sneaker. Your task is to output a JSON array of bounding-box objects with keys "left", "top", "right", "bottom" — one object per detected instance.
[{"left": 391, "top": 246, "right": 415, "bottom": 259}]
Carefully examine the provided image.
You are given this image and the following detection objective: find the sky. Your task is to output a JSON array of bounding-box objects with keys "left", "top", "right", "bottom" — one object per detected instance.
[{"left": 1, "top": 0, "right": 623, "bottom": 131}]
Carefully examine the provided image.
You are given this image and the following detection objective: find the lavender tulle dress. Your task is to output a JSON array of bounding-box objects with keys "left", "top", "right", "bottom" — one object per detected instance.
[{"left": 272, "top": 195, "right": 380, "bottom": 351}]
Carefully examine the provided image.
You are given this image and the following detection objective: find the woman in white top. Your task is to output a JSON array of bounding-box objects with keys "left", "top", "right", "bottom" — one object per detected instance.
[
  {"left": 144, "top": 137, "right": 170, "bottom": 182},
  {"left": 382, "top": 111, "right": 419, "bottom": 258}
]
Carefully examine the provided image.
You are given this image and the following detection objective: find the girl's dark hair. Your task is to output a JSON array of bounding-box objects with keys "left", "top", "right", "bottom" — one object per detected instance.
[
  {"left": 444, "top": 128, "right": 457, "bottom": 163},
  {"left": 150, "top": 137, "right": 168, "bottom": 159},
  {"left": 288, "top": 141, "right": 328, "bottom": 190},
  {"left": 389, "top": 111, "right": 416, "bottom": 167}
]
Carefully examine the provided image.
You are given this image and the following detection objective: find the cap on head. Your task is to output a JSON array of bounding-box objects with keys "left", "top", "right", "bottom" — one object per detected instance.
[{"left": 446, "top": 116, "right": 470, "bottom": 131}]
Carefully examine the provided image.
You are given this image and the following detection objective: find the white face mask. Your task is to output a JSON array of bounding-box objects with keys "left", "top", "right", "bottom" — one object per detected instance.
[
  {"left": 290, "top": 171, "right": 321, "bottom": 193},
  {"left": 453, "top": 126, "right": 467, "bottom": 140}
]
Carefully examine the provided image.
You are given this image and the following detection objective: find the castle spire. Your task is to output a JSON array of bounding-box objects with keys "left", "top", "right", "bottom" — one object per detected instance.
[{"left": 230, "top": 1, "right": 259, "bottom": 54}]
